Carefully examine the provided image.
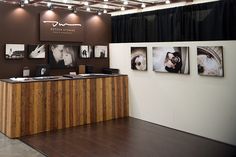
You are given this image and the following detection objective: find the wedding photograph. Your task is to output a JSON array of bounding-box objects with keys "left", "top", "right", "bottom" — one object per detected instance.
[
  {"left": 80, "top": 45, "right": 92, "bottom": 58},
  {"left": 48, "top": 44, "right": 77, "bottom": 68},
  {"left": 152, "top": 47, "right": 189, "bottom": 74},
  {"left": 197, "top": 46, "right": 224, "bottom": 77},
  {"left": 131, "top": 47, "right": 147, "bottom": 71}
]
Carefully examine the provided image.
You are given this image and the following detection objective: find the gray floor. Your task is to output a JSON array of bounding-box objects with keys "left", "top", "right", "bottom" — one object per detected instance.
[{"left": 0, "top": 133, "right": 45, "bottom": 157}]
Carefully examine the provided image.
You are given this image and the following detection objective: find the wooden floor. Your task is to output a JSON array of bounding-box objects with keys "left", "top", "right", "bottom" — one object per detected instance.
[{"left": 20, "top": 117, "right": 236, "bottom": 157}]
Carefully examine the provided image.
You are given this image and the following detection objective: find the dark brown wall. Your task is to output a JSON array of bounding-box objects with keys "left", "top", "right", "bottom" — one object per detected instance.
[{"left": 0, "top": 2, "right": 111, "bottom": 78}]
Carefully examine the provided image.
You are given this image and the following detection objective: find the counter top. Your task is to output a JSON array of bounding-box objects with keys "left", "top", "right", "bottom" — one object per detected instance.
[{"left": 0, "top": 74, "right": 127, "bottom": 83}]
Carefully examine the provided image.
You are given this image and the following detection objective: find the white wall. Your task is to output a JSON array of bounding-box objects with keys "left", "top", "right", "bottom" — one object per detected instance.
[{"left": 109, "top": 41, "right": 236, "bottom": 146}]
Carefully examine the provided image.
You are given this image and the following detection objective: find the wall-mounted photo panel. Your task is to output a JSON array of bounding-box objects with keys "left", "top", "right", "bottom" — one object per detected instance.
[
  {"left": 80, "top": 45, "right": 92, "bottom": 58},
  {"left": 152, "top": 47, "right": 189, "bottom": 74},
  {"left": 88, "top": 45, "right": 94, "bottom": 58},
  {"left": 197, "top": 46, "right": 224, "bottom": 77},
  {"left": 94, "top": 45, "right": 108, "bottom": 58},
  {"left": 131, "top": 47, "right": 147, "bottom": 71},
  {"left": 28, "top": 44, "right": 46, "bottom": 59},
  {"left": 49, "top": 44, "right": 77, "bottom": 69},
  {"left": 5, "top": 44, "right": 25, "bottom": 59}
]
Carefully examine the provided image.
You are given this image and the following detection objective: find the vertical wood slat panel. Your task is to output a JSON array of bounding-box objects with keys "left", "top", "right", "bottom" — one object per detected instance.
[
  {"left": 86, "top": 79, "right": 91, "bottom": 124},
  {"left": 6, "top": 84, "right": 13, "bottom": 137},
  {"left": 124, "top": 77, "right": 129, "bottom": 116},
  {"left": 96, "top": 78, "right": 103, "bottom": 122},
  {"left": 120, "top": 76, "right": 124, "bottom": 117},
  {"left": 83, "top": 80, "right": 87, "bottom": 125},
  {"left": 0, "top": 76, "right": 129, "bottom": 138},
  {"left": 106, "top": 78, "right": 112, "bottom": 120},
  {"left": 72, "top": 80, "right": 77, "bottom": 126},
  {"left": 46, "top": 81, "right": 51, "bottom": 131},
  {"left": 2, "top": 83, "right": 6, "bottom": 134},
  {"left": 65, "top": 80, "right": 70, "bottom": 128},
  {"left": 79, "top": 80, "right": 84, "bottom": 125},
  {"left": 114, "top": 77, "right": 118, "bottom": 118},
  {"left": 0, "top": 82, "right": 2, "bottom": 131},
  {"left": 14, "top": 84, "right": 21, "bottom": 137},
  {"left": 57, "top": 81, "right": 63, "bottom": 129}
]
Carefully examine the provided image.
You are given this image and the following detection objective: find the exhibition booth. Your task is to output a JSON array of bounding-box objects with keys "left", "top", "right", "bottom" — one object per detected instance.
[{"left": 0, "top": 0, "right": 235, "bottom": 154}]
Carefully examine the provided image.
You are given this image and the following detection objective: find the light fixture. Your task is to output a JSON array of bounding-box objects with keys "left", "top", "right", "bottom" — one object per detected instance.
[
  {"left": 103, "top": 4, "right": 108, "bottom": 8},
  {"left": 121, "top": 6, "right": 125, "bottom": 11},
  {"left": 123, "top": 1, "right": 128, "bottom": 5},
  {"left": 84, "top": 1, "right": 89, "bottom": 6},
  {"left": 86, "top": 7, "right": 90, "bottom": 11},
  {"left": 73, "top": 7, "right": 77, "bottom": 13},
  {"left": 104, "top": 0, "right": 108, "bottom": 1},
  {"left": 68, "top": 5, "right": 72, "bottom": 10},
  {"left": 165, "top": 0, "right": 170, "bottom": 4},
  {"left": 98, "top": 11, "right": 102, "bottom": 15},
  {"left": 103, "top": 9, "right": 107, "bottom": 13},
  {"left": 47, "top": 3, "right": 53, "bottom": 10},
  {"left": 20, "top": 1, "right": 24, "bottom": 7},
  {"left": 47, "top": 2, "right": 52, "bottom": 8},
  {"left": 141, "top": 3, "right": 146, "bottom": 8},
  {"left": 24, "top": 0, "right": 29, "bottom": 4}
]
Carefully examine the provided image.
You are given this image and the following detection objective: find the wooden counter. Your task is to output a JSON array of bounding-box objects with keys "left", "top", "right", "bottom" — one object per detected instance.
[{"left": 0, "top": 75, "right": 128, "bottom": 138}]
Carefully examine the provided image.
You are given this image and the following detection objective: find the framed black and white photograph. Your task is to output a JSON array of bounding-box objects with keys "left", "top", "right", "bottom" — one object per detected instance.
[
  {"left": 28, "top": 44, "right": 46, "bottom": 59},
  {"left": 152, "top": 47, "right": 189, "bottom": 74},
  {"left": 94, "top": 45, "right": 108, "bottom": 58},
  {"left": 131, "top": 47, "right": 147, "bottom": 71},
  {"left": 197, "top": 46, "right": 224, "bottom": 77},
  {"left": 5, "top": 44, "right": 25, "bottom": 59},
  {"left": 88, "top": 45, "right": 94, "bottom": 58},
  {"left": 80, "top": 45, "right": 90, "bottom": 58},
  {"left": 48, "top": 44, "right": 77, "bottom": 69}
]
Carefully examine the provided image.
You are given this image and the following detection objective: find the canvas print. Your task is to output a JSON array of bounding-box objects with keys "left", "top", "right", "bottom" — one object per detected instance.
[
  {"left": 152, "top": 47, "right": 189, "bottom": 74},
  {"left": 5, "top": 44, "right": 24, "bottom": 59},
  {"left": 197, "top": 46, "right": 223, "bottom": 77},
  {"left": 80, "top": 45, "right": 92, "bottom": 58},
  {"left": 94, "top": 45, "right": 108, "bottom": 58},
  {"left": 28, "top": 44, "right": 46, "bottom": 59},
  {"left": 48, "top": 44, "right": 77, "bottom": 68},
  {"left": 131, "top": 47, "right": 147, "bottom": 71}
]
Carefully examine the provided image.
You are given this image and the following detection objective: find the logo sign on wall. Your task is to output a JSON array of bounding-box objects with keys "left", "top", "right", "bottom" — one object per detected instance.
[{"left": 40, "top": 11, "right": 84, "bottom": 42}]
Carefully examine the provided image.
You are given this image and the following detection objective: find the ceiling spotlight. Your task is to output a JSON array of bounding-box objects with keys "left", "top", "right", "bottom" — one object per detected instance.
[
  {"left": 141, "top": 3, "right": 146, "bottom": 8},
  {"left": 104, "top": 0, "right": 108, "bottom": 1},
  {"left": 24, "top": 0, "right": 29, "bottom": 4},
  {"left": 98, "top": 11, "right": 102, "bottom": 15},
  {"left": 103, "top": 4, "right": 108, "bottom": 8},
  {"left": 47, "top": 2, "right": 52, "bottom": 8},
  {"left": 123, "top": 1, "right": 128, "bottom": 5},
  {"left": 121, "top": 6, "right": 125, "bottom": 11},
  {"left": 165, "top": 0, "right": 170, "bottom": 4},
  {"left": 20, "top": 1, "right": 24, "bottom": 7},
  {"left": 103, "top": 9, "right": 107, "bottom": 13},
  {"left": 68, "top": 5, "right": 72, "bottom": 9},
  {"left": 86, "top": 7, "right": 90, "bottom": 12},
  {"left": 73, "top": 7, "right": 77, "bottom": 13},
  {"left": 84, "top": 1, "right": 89, "bottom": 6},
  {"left": 47, "top": 3, "right": 53, "bottom": 10}
]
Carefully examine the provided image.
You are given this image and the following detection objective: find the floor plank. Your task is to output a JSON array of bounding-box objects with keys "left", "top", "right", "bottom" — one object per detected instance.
[{"left": 20, "top": 117, "right": 236, "bottom": 157}]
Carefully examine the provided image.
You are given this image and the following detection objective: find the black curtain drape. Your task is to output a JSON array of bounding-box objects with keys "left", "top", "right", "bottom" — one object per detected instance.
[{"left": 111, "top": 0, "right": 236, "bottom": 43}]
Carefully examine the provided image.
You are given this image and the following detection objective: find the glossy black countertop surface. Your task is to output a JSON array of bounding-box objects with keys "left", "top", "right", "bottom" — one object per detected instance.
[{"left": 0, "top": 74, "right": 127, "bottom": 84}]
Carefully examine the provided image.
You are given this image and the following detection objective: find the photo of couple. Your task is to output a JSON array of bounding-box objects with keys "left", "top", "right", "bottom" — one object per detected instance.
[
  {"left": 152, "top": 47, "right": 189, "bottom": 74},
  {"left": 49, "top": 44, "right": 77, "bottom": 68}
]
